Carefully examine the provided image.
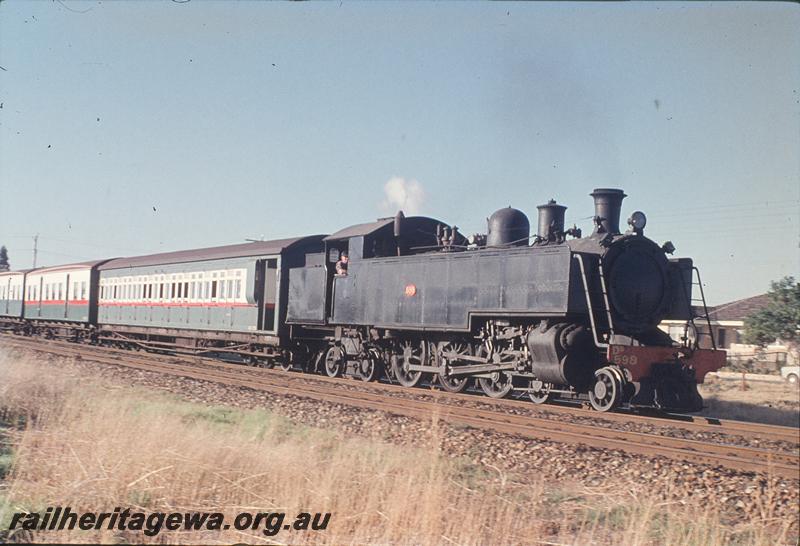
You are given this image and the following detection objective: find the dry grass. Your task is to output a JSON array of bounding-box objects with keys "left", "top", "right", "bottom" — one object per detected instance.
[
  {"left": 0, "top": 352, "right": 795, "bottom": 545},
  {"left": 699, "top": 374, "right": 800, "bottom": 427}
]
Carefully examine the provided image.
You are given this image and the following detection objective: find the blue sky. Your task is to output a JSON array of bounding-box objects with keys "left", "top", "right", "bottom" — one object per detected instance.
[{"left": 1, "top": 1, "right": 798, "bottom": 304}]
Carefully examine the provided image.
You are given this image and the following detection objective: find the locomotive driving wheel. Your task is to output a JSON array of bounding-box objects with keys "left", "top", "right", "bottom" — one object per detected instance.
[
  {"left": 475, "top": 344, "right": 514, "bottom": 398},
  {"left": 435, "top": 340, "right": 472, "bottom": 393},
  {"left": 324, "top": 346, "right": 345, "bottom": 378},
  {"left": 588, "top": 367, "right": 622, "bottom": 412},
  {"left": 478, "top": 372, "right": 514, "bottom": 398},
  {"left": 392, "top": 339, "right": 428, "bottom": 388}
]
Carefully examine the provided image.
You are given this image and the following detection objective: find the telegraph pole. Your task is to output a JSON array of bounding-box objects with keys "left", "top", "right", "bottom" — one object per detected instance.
[{"left": 32, "top": 234, "right": 39, "bottom": 269}]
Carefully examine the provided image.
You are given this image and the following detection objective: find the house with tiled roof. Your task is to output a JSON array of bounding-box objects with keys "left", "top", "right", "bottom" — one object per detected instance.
[{"left": 660, "top": 293, "right": 795, "bottom": 366}]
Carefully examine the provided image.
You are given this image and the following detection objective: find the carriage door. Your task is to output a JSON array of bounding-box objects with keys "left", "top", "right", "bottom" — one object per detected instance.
[
  {"left": 3, "top": 277, "right": 9, "bottom": 314},
  {"left": 64, "top": 274, "right": 70, "bottom": 318},
  {"left": 255, "top": 258, "right": 279, "bottom": 332},
  {"left": 37, "top": 277, "right": 43, "bottom": 317}
]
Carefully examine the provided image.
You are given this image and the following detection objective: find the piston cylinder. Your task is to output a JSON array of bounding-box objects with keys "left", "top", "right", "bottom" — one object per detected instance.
[{"left": 527, "top": 322, "right": 597, "bottom": 389}]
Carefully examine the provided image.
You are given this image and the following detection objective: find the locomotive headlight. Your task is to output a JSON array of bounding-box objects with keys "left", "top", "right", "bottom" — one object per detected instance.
[{"left": 627, "top": 211, "right": 647, "bottom": 232}]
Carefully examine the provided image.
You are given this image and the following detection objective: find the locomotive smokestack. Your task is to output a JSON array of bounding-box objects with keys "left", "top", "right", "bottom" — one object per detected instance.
[
  {"left": 590, "top": 188, "right": 626, "bottom": 235},
  {"left": 536, "top": 199, "right": 567, "bottom": 242}
]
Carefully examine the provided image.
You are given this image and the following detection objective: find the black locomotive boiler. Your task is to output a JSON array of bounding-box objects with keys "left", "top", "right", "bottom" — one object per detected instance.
[{"left": 287, "top": 188, "right": 725, "bottom": 412}]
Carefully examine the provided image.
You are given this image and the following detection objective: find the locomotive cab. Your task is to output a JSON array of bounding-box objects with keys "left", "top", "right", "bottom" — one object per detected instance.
[{"left": 285, "top": 214, "right": 465, "bottom": 326}]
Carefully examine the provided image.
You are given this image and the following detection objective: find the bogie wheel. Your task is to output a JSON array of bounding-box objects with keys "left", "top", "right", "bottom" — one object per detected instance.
[
  {"left": 307, "top": 350, "right": 326, "bottom": 374},
  {"left": 244, "top": 356, "right": 259, "bottom": 367},
  {"left": 392, "top": 340, "right": 428, "bottom": 387},
  {"left": 589, "top": 367, "right": 622, "bottom": 412},
  {"left": 324, "top": 346, "right": 345, "bottom": 378},
  {"left": 357, "top": 350, "right": 383, "bottom": 382},
  {"left": 528, "top": 380, "right": 553, "bottom": 405},
  {"left": 279, "top": 359, "right": 293, "bottom": 372},
  {"left": 435, "top": 341, "right": 472, "bottom": 393}
]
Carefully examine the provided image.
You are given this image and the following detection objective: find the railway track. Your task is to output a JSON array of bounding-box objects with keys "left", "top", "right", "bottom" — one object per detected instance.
[
  {"left": 9, "top": 334, "right": 793, "bottom": 445},
  {"left": 2, "top": 334, "right": 799, "bottom": 479}
]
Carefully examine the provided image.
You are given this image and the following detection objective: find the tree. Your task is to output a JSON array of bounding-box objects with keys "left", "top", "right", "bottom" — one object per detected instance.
[
  {"left": 0, "top": 245, "right": 8, "bottom": 271},
  {"left": 743, "top": 276, "right": 800, "bottom": 358}
]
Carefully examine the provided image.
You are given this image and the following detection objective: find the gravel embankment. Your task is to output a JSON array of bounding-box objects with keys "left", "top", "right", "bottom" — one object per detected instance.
[{"left": 6, "top": 348, "right": 800, "bottom": 528}]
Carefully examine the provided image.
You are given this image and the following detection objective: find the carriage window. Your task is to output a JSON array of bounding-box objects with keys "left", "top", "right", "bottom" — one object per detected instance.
[
  {"left": 235, "top": 279, "right": 241, "bottom": 299},
  {"left": 226, "top": 280, "right": 233, "bottom": 300},
  {"left": 211, "top": 280, "right": 217, "bottom": 299},
  {"left": 220, "top": 280, "right": 226, "bottom": 299},
  {"left": 183, "top": 282, "right": 189, "bottom": 300}
]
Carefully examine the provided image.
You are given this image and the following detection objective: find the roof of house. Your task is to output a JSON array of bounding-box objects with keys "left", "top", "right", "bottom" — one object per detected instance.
[{"left": 703, "top": 293, "right": 772, "bottom": 322}]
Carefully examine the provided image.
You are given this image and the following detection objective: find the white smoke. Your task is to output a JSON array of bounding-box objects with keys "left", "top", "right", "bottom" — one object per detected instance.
[{"left": 381, "top": 176, "right": 425, "bottom": 215}]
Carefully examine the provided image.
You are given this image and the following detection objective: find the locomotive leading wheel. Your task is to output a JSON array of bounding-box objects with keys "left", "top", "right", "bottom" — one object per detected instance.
[
  {"left": 589, "top": 367, "right": 622, "bottom": 412},
  {"left": 392, "top": 340, "right": 427, "bottom": 388},
  {"left": 528, "top": 380, "right": 553, "bottom": 405},
  {"left": 324, "top": 346, "right": 344, "bottom": 378},
  {"left": 435, "top": 341, "right": 472, "bottom": 393}
]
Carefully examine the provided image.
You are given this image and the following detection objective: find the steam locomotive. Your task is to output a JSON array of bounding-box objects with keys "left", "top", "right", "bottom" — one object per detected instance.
[{"left": 0, "top": 188, "right": 725, "bottom": 412}]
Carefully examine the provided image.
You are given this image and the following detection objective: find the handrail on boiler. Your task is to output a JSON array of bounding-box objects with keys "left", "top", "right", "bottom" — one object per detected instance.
[{"left": 574, "top": 254, "right": 608, "bottom": 349}]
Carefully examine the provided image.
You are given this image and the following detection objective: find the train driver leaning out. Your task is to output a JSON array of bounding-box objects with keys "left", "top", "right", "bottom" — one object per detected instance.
[{"left": 335, "top": 251, "right": 349, "bottom": 276}]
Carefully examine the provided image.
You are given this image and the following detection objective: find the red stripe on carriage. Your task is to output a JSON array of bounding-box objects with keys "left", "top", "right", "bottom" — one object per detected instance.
[{"left": 99, "top": 302, "right": 263, "bottom": 308}]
